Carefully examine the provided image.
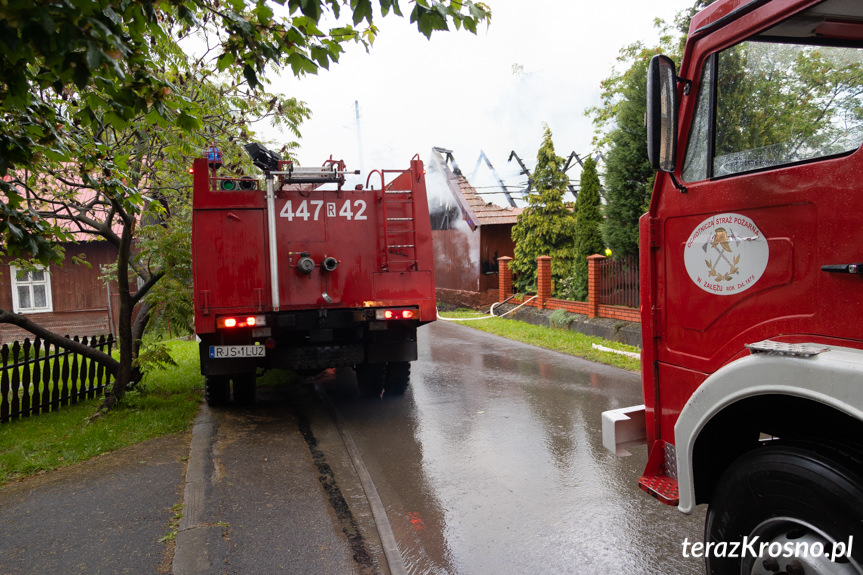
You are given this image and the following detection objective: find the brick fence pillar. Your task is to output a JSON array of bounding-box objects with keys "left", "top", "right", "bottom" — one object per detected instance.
[
  {"left": 536, "top": 255, "right": 552, "bottom": 308},
  {"left": 497, "top": 256, "right": 513, "bottom": 302},
  {"left": 587, "top": 254, "right": 605, "bottom": 318}
]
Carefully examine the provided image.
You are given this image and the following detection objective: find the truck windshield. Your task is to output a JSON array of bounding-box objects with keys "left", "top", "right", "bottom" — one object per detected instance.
[{"left": 683, "top": 40, "right": 863, "bottom": 181}]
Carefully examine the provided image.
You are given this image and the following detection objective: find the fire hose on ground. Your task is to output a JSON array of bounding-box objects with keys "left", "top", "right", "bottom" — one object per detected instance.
[{"left": 436, "top": 295, "right": 538, "bottom": 322}]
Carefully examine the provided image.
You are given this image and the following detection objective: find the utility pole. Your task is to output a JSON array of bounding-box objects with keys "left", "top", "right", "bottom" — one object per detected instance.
[{"left": 355, "top": 100, "right": 365, "bottom": 178}]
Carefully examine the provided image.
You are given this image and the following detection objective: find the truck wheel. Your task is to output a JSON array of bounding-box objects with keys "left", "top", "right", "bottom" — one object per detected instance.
[
  {"left": 356, "top": 363, "right": 386, "bottom": 397},
  {"left": 705, "top": 443, "right": 863, "bottom": 575},
  {"left": 205, "top": 376, "right": 230, "bottom": 406},
  {"left": 385, "top": 361, "right": 410, "bottom": 396},
  {"left": 232, "top": 373, "right": 256, "bottom": 405}
]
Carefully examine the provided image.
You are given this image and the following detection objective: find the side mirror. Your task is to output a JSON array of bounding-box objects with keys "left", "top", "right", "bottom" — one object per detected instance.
[{"left": 646, "top": 55, "right": 678, "bottom": 173}]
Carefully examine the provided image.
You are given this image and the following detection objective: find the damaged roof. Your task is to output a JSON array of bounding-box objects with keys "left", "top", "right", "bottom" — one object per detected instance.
[{"left": 455, "top": 174, "right": 522, "bottom": 226}]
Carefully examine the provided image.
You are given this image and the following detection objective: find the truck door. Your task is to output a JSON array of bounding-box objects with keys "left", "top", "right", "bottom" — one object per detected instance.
[
  {"left": 195, "top": 209, "right": 268, "bottom": 313},
  {"left": 655, "top": 34, "right": 863, "bottom": 382}
]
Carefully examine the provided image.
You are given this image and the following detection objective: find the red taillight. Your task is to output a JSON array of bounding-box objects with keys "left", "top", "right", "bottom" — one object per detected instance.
[
  {"left": 376, "top": 308, "right": 418, "bottom": 321},
  {"left": 217, "top": 315, "right": 265, "bottom": 329}
]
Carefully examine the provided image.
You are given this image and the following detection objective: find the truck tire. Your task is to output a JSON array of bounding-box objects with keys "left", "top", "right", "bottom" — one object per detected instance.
[
  {"left": 232, "top": 373, "right": 256, "bottom": 405},
  {"left": 705, "top": 443, "right": 863, "bottom": 575},
  {"left": 205, "top": 376, "right": 230, "bottom": 406},
  {"left": 385, "top": 361, "right": 410, "bottom": 395},
  {"left": 356, "top": 363, "right": 386, "bottom": 397}
]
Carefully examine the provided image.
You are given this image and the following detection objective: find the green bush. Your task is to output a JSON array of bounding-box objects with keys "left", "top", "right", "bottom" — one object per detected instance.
[{"left": 549, "top": 308, "right": 576, "bottom": 329}]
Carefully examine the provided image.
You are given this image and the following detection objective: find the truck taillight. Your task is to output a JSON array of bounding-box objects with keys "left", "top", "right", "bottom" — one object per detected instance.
[
  {"left": 216, "top": 315, "right": 265, "bottom": 329},
  {"left": 376, "top": 308, "right": 417, "bottom": 320}
]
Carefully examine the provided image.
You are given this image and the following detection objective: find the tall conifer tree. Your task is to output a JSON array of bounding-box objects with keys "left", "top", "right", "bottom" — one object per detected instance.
[
  {"left": 600, "top": 52, "right": 655, "bottom": 256},
  {"left": 572, "top": 157, "right": 605, "bottom": 300},
  {"left": 510, "top": 125, "right": 578, "bottom": 294}
]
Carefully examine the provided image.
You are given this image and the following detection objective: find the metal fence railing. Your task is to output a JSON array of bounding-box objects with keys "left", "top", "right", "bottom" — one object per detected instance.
[
  {"left": 1, "top": 335, "right": 115, "bottom": 423},
  {"left": 597, "top": 255, "right": 640, "bottom": 309}
]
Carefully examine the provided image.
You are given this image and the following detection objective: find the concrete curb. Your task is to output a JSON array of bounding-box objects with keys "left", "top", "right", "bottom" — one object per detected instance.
[
  {"left": 495, "top": 303, "right": 642, "bottom": 348},
  {"left": 173, "top": 404, "right": 225, "bottom": 575}
]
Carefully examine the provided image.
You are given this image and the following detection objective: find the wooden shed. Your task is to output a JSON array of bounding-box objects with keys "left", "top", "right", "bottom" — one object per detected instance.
[{"left": 426, "top": 148, "right": 522, "bottom": 310}]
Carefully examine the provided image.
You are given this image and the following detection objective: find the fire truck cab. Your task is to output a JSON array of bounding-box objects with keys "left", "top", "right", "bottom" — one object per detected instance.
[{"left": 602, "top": 1, "right": 863, "bottom": 572}]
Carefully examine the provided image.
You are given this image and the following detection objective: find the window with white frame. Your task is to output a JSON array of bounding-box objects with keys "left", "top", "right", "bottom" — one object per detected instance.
[{"left": 10, "top": 265, "right": 53, "bottom": 313}]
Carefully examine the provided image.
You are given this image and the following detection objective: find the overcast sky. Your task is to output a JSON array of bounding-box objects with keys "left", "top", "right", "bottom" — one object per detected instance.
[{"left": 254, "top": 0, "right": 691, "bottom": 190}]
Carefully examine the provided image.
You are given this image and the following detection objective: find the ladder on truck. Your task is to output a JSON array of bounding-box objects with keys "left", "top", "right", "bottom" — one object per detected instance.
[{"left": 380, "top": 177, "right": 418, "bottom": 272}]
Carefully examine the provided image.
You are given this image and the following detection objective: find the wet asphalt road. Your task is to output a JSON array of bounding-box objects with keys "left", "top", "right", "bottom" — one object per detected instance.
[
  {"left": 317, "top": 320, "right": 706, "bottom": 575},
  {"left": 0, "top": 320, "right": 704, "bottom": 575},
  {"left": 0, "top": 433, "right": 187, "bottom": 575},
  {"left": 191, "top": 382, "right": 388, "bottom": 575}
]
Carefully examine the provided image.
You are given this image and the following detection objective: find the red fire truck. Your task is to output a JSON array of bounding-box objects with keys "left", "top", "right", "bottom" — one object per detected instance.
[
  {"left": 192, "top": 144, "right": 436, "bottom": 405},
  {"left": 602, "top": 0, "right": 863, "bottom": 572}
]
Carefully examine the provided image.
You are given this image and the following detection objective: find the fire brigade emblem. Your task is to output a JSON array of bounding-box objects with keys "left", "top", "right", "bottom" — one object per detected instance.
[{"left": 683, "top": 213, "right": 769, "bottom": 296}]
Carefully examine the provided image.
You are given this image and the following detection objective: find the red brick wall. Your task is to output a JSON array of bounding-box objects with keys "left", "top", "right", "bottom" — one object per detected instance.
[
  {"left": 436, "top": 253, "right": 641, "bottom": 323},
  {"left": 502, "top": 254, "right": 640, "bottom": 324},
  {"left": 544, "top": 298, "right": 591, "bottom": 315},
  {"left": 536, "top": 256, "right": 552, "bottom": 308},
  {"left": 597, "top": 304, "right": 641, "bottom": 323},
  {"left": 497, "top": 256, "right": 513, "bottom": 298}
]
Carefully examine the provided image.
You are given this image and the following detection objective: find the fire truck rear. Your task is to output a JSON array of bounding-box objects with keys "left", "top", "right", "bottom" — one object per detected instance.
[
  {"left": 192, "top": 144, "right": 436, "bottom": 405},
  {"left": 602, "top": 1, "right": 863, "bottom": 572}
]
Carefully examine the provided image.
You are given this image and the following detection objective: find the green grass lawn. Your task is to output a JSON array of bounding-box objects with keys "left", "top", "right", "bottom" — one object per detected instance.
[
  {"left": 0, "top": 339, "right": 202, "bottom": 486},
  {"left": 436, "top": 309, "right": 641, "bottom": 372}
]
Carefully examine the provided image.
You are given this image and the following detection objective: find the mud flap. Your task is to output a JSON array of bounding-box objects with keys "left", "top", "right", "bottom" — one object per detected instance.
[
  {"left": 365, "top": 324, "right": 417, "bottom": 363},
  {"left": 366, "top": 340, "right": 417, "bottom": 364}
]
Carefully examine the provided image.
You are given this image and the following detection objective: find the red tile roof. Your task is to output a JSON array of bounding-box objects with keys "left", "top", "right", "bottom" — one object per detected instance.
[
  {"left": 3, "top": 173, "right": 130, "bottom": 241},
  {"left": 455, "top": 174, "right": 522, "bottom": 226}
]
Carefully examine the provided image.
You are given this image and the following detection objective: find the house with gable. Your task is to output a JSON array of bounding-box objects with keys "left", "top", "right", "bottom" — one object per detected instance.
[
  {"left": 0, "top": 242, "right": 119, "bottom": 344},
  {"left": 426, "top": 148, "right": 523, "bottom": 310},
  {"left": 0, "top": 179, "right": 127, "bottom": 344}
]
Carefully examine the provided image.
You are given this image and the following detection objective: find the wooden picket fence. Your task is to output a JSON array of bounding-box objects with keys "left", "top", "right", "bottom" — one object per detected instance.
[{"left": 1, "top": 335, "right": 115, "bottom": 423}]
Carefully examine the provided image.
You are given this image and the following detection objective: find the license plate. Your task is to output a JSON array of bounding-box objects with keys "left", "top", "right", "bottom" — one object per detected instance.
[{"left": 208, "top": 345, "right": 265, "bottom": 359}]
